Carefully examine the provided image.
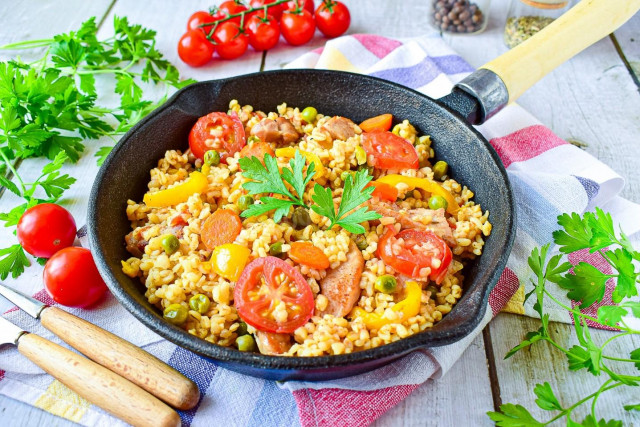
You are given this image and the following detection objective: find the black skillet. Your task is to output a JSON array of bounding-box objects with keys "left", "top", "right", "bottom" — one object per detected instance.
[{"left": 87, "top": 0, "right": 639, "bottom": 381}]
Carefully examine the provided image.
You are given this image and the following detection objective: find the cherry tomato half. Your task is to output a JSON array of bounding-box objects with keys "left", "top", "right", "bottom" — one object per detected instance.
[
  {"left": 43, "top": 247, "right": 108, "bottom": 308},
  {"left": 189, "top": 112, "right": 246, "bottom": 161},
  {"left": 234, "top": 256, "right": 314, "bottom": 333},
  {"left": 178, "top": 30, "right": 215, "bottom": 67},
  {"left": 218, "top": 0, "right": 248, "bottom": 26},
  {"left": 285, "top": 0, "right": 315, "bottom": 14},
  {"left": 187, "top": 10, "right": 216, "bottom": 35},
  {"left": 213, "top": 22, "right": 249, "bottom": 59},
  {"left": 250, "top": 0, "right": 286, "bottom": 21},
  {"left": 362, "top": 131, "right": 419, "bottom": 170},
  {"left": 280, "top": 9, "right": 316, "bottom": 46},
  {"left": 315, "top": 0, "right": 350, "bottom": 38},
  {"left": 17, "top": 203, "right": 76, "bottom": 258},
  {"left": 244, "top": 14, "right": 280, "bottom": 51},
  {"left": 378, "top": 227, "right": 452, "bottom": 284}
]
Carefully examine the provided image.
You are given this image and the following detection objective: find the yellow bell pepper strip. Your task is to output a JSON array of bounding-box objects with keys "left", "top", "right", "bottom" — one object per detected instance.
[
  {"left": 143, "top": 164, "right": 210, "bottom": 207},
  {"left": 350, "top": 281, "right": 422, "bottom": 330},
  {"left": 210, "top": 243, "right": 250, "bottom": 281},
  {"left": 275, "top": 147, "right": 325, "bottom": 178},
  {"left": 376, "top": 174, "right": 459, "bottom": 215}
]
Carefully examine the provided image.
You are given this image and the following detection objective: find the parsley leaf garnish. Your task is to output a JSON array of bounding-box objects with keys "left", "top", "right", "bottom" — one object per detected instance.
[{"left": 0, "top": 244, "right": 30, "bottom": 280}]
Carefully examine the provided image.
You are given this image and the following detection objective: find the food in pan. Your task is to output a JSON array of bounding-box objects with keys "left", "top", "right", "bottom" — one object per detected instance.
[{"left": 121, "top": 100, "right": 492, "bottom": 356}]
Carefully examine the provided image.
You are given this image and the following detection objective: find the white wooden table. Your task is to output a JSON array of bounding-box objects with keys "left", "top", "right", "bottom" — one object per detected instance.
[{"left": 1, "top": 0, "right": 639, "bottom": 425}]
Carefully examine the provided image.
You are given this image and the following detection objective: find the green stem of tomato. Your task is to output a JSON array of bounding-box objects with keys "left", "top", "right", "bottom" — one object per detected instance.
[{"left": 200, "top": 0, "right": 291, "bottom": 37}]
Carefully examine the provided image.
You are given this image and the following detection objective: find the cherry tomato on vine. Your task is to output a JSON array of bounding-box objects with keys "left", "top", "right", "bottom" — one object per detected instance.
[
  {"left": 43, "top": 247, "right": 108, "bottom": 308},
  {"left": 17, "top": 203, "right": 76, "bottom": 258},
  {"left": 187, "top": 10, "right": 216, "bottom": 34},
  {"left": 250, "top": 0, "right": 286, "bottom": 21},
  {"left": 213, "top": 22, "right": 249, "bottom": 59},
  {"left": 245, "top": 14, "right": 280, "bottom": 51},
  {"left": 280, "top": 9, "right": 316, "bottom": 46},
  {"left": 315, "top": 0, "right": 350, "bottom": 38},
  {"left": 285, "top": 0, "right": 315, "bottom": 14},
  {"left": 178, "top": 30, "right": 215, "bottom": 67},
  {"left": 218, "top": 0, "right": 249, "bottom": 25}
]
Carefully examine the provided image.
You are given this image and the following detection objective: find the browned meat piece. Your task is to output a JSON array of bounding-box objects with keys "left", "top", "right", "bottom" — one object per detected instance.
[
  {"left": 367, "top": 200, "right": 455, "bottom": 246},
  {"left": 322, "top": 116, "right": 356, "bottom": 141},
  {"left": 250, "top": 117, "right": 300, "bottom": 143},
  {"left": 125, "top": 224, "right": 185, "bottom": 258},
  {"left": 254, "top": 331, "right": 292, "bottom": 355},
  {"left": 318, "top": 242, "right": 364, "bottom": 318}
]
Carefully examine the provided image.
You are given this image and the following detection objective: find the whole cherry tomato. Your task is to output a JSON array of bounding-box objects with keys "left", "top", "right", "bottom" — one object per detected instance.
[
  {"left": 285, "top": 0, "right": 315, "bottom": 14},
  {"left": 187, "top": 10, "right": 216, "bottom": 35},
  {"left": 244, "top": 14, "right": 280, "bottom": 51},
  {"left": 17, "top": 203, "right": 76, "bottom": 258},
  {"left": 213, "top": 22, "right": 249, "bottom": 59},
  {"left": 315, "top": 0, "right": 350, "bottom": 38},
  {"left": 177, "top": 30, "right": 215, "bottom": 67},
  {"left": 250, "top": 0, "right": 286, "bottom": 21},
  {"left": 218, "top": 0, "right": 248, "bottom": 25},
  {"left": 43, "top": 247, "right": 108, "bottom": 308},
  {"left": 280, "top": 9, "right": 316, "bottom": 46}
]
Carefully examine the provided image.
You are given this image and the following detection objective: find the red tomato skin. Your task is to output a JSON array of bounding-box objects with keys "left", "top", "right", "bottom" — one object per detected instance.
[
  {"left": 234, "top": 256, "right": 314, "bottom": 333},
  {"left": 43, "top": 247, "right": 107, "bottom": 308},
  {"left": 17, "top": 204, "right": 76, "bottom": 258},
  {"left": 250, "top": 0, "right": 286, "bottom": 21},
  {"left": 245, "top": 14, "right": 281, "bottom": 51},
  {"left": 285, "top": 0, "right": 315, "bottom": 14},
  {"left": 280, "top": 10, "right": 315, "bottom": 46},
  {"left": 218, "top": 1, "right": 248, "bottom": 25},
  {"left": 362, "top": 131, "right": 420, "bottom": 170},
  {"left": 188, "top": 112, "right": 246, "bottom": 161},
  {"left": 213, "top": 22, "right": 249, "bottom": 59},
  {"left": 315, "top": 1, "right": 350, "bottom": 38},
  {"left": 187, "top": 10, "right": 216, "bottom": 34},
  {"left": 177, "top": 30, "right": 215, "bottom": 67}
]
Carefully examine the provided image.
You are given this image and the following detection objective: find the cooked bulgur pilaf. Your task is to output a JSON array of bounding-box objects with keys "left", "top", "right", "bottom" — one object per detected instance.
[{"left": 122, "top": 100, "right": 492, "bottom": 356}]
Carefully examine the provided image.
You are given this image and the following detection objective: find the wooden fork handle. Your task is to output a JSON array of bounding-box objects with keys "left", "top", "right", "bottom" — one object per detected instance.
[
  {"left": 40, "top": 306, "right": 199, "bottom": 410},
  {"left": 17, "top": 333, "right": 181, "bottom": 427}
]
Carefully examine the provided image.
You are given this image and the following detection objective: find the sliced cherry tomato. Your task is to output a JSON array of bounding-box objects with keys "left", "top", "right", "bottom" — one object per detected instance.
[
  {"left": 362, "top": 131, "right": 419, "bottom": 170},
  {"left": 187, "top": 10, "right": 216, "bottom": 34},
  {"left": 315, "top": 0, "right": 350, "bottom": 38},
  {"left": 359, "top": 114, "right": 393, "bottom": 133},
  {"left": 285, "top": 0, "right": 315, "bottom": 14},
  {"left": 43, "top": 247, "right": 107, "bottom": 308},
  {"left": 365, "top": 181, "right": 398, "bottom": 202},
  {"left": 189, "top": 111, "right": 246, "bottom": 161},
  {"left": 213, "top": 21, "right": 249, "bottom": 59},
  {"left": 244, "top": 14, "right": 280, "bottom": 51},
  {"left": 17, "top": 203, "right": 77, "bottom": 258},
  {"left": 280, "top": 9, "right": 316, "bottom": 46},
  {"left": 234, "top": 256, "right": 314, "bottom": 333},
  {"left": 178, "top": 30, "right": 215, "bottom": 67},
  {"left": 218, "top": 0, "right": 248, "bottom": 25},
  {"left": 378, "top": 227, "right": 452, "bottom": 284},
  {"left": 250, "top": 0, "right": 287, "bottom": 21},
  {"left": 239, "top": 141, "right": 275, "bottom": 164},
  {"left": 201, "top": 209, "right": 243, "bottom": 250},
  {"left": 289, "top": 242, "right": 330, "bottom": 269}
]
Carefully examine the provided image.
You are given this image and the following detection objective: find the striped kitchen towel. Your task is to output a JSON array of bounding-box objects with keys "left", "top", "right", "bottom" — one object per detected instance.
[{"left": 1, "top": 33, "right": 639, "bottom": 427}]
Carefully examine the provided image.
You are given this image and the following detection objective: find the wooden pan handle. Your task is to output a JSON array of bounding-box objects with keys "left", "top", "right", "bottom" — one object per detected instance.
[
  {"left": 17, "top": 333, "right": 181, "bottom": 427},
  {"left": 40, "top": 307, "right": 199, "bottom": 410},
  {"left": 481, "top": 0, "right": 640, "bottom": 103}
]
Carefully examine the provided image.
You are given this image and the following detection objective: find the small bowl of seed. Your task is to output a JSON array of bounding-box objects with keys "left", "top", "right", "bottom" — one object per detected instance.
[{"left": 430, "top": 0, "right": 490, "bottom": 34}]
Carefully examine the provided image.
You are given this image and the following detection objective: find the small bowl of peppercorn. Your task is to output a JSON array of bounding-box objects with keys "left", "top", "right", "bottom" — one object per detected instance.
[{"left": 431, "top": 0, "right": 490, "bottom": 34}]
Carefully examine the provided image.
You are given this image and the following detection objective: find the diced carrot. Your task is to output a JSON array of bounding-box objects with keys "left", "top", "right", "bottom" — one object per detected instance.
[
  {"left": 359, "top": 114, "right": 393, "bottom": 133},
  {"left": 365, "top": 181, "right": 398, "bottom": 202},
  {"left": 239, "top": 141, "right": 274, "bottom": 167},
  {"left": 201, "top": 209, "right": 242, "bottom": 250},
  {"left": 289, "top": 242, "right": 330, "bottom": 270}
]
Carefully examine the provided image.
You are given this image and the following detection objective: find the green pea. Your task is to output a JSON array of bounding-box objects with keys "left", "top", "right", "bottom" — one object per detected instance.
[
  {"left": 204, "top": 150, "right": 221, "bottom": 166},
  {"left": 301, "top": 106, "right": 317, "bottom": 123},
  {"left": 236, "top": 334, "right": 256, "bottom": 352},
  {"left": 355, "top": 146, "right": 367, "bottom": 165},
  {"left": 428, "top": 195, "right": 448, "bottom": 211},
  {"left": 161, "top": 234, "right": 180, "bottom": 255},
  {"left": 237, "top": 195, "right": 254, "bottom": 211},
  {"left": 354, "top": 234, "right": 368, "bottom": 251},
  {"left": 163, "top": 304, "right": 188, "bottom": 325},
  {"left": 375, "top": 275, "right": 397, "bottom": 294},
  {"left": 247, "top": 135, "right": 261, "bottom": 145},
  {"left": 269, "top": 241, "right": 284, "bottom": 257},
  {"left": 433, "top": 160, "right": 448, "bottom": 180},
  {"left": 292, "top": 207, "right": 311, "bottom": 230},
  {"left": 189, "top": 294, "right": 211, "bottom": 314},
  {"left": 236, "top": 321, "right": 249, "bottom": 336},
  {"left": 340, "top": 170, "right": 355, "bottom": 182}
]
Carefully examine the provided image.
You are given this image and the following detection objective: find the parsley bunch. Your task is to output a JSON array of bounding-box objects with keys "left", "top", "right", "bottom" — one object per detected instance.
[
  {"left": 0, "top": 16, "right": 194, "bottom": 279},
  {"left": 489, "top": 208, "right": 640, "bottom": 426},
  {"left": 238, "top": 150, "right": 381, "bottom": 233}
]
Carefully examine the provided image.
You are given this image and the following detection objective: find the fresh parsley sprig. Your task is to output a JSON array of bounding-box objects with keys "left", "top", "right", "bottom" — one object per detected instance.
[{"left": 488, "top": 209, "right": 640, "bottom": 426}]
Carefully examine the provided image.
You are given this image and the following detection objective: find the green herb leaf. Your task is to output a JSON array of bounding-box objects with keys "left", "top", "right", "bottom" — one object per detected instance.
[
  {"left": 240, "top": 154, "right": 297, "bottom": 202},
  {"left": 624, "top": 404, "right": 640, "bottom": 411},
  {"left": 557, "top": 262, "right": 611, "bottom": 308},
  {"left": 95, "top": 145, "right": 113, "bottom": 166},
  {"left": 597, "top": 305, "right": 628, "bottom": 327},
  {"left": 604, "top": 248, "right": 638, "bottom": 303},
  {"left": 533, "top": 382, "right": 563, "bottom": 411},
  {"left": 578, "top": 415, "right": 623, "bottom": 427},
  {"left": 0, "top": 244, "right": 30, "bottom": 280},
  {"left": 241, "top": 197, "right": 296, "bottom": 223},
  {"left": 631, "top": 348, "right": 640, "bottom": 371},
  {"left": 0, "top": 173, "right": 20, "bottom": 196},
  {"left": 487, "top": 403, "right": 544, "bottom": 426},
  {"left": 504, "top": 328, "right": 544, "bottom": 359},
  {"left": 553, "top": 212, "right": 593, "bottom": 254},
  {"left": 281, "top": 150, "right": 315, "bottom": 201}
]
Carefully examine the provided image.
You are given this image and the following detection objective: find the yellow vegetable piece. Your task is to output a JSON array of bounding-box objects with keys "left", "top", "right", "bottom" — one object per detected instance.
[
  {"left": 376, "top": 174, "right": 459, "bottom": 215},
  {"left": 350, "top": 281, "right": 422, "bottom": 330},
  {"left": 210, "top": 244, "right": 250, "bottom": 281},
  {"left": 275, "top": 147, "right": 325, "bottom": 178},
  {"left": 143, "top": 167, "right": 209, "bottom": 207}
]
